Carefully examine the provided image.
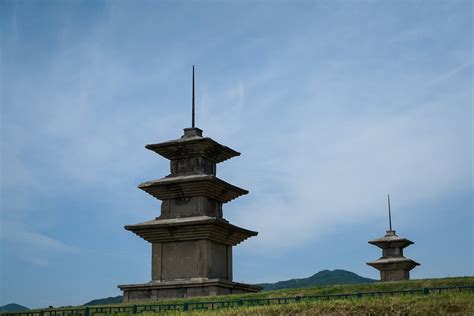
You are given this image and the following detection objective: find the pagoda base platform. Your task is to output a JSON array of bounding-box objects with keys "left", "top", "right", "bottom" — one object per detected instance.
[{"left": 119, "top": 278, "right": 261, "bottom": 303}]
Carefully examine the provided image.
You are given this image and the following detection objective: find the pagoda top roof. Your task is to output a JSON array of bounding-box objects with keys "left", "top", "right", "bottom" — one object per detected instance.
[
  {"left": 368, "top": 230, "right": 414, "bottom": 249},
  {"left": 145, "top": 128, "right": 240, "bottom": 163}
]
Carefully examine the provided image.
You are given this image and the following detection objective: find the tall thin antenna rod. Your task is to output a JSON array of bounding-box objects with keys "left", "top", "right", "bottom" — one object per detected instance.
[
  {"left": 192, "top": 65, "right": 195, "bottom": 128},
  {"left": 388, "top": 194, "right": 392, "bottom": 231}
]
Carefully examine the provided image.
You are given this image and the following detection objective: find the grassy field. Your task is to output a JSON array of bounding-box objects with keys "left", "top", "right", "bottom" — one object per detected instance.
[
  {"left": 31, "top": 293, "right": 473, "bottom": 316},
  {"left": 133, "top": 277, "right": 474, "bottom": 315},
  {"left": 162, "top": 292, "right": 474, "bottom": 315},
  {"left": 33, "top": 293, "right": 469, "bottom": 316},
  {"left": 9, "top": 277, "right": 474, "bottom": 315},
  {"left": 115, "top": 276, "right": 474, "bottom": 306}
]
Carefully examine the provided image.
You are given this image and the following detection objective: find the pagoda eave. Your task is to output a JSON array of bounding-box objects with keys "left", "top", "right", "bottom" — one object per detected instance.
[
  {"left": 125, "top": 216, "right": 257, "bottom": 246},
  {"left": 145, "top": 137, "right": 240, "bottom": 163},
  {"left": 368, "top": 231, "right": 414, "bottom": 249},
  {"left": 138, "top": 174, "right": 248, "bottom": 203},
  {"left": 366, "top": 258, "right": 420, "bottom": 271},
  {"left": 368, "top": 239, "right": 414, "bottom": 249}
]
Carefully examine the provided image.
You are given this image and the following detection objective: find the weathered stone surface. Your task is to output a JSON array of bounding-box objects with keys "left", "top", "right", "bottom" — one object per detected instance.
[
  {"left": 149, "top": 240, "right": 230, "bottom": 281},
  {"left": 170, "top": 156, "right": 216, "bottom": 176},
  {"left": 160, "top": 197, "right": 222, "bottom": 219},
  {"left": 380, "top": 270, "right": 409, "bottom": 282}
]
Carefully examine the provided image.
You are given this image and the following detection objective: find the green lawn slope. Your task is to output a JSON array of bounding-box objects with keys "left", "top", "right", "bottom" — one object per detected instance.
[
  {"left": 4, "top": 277, "right": 473, "bottom": 315},
  {"left": 113, "top": 276, "right": 474, "bottom": 306},
  {"left": 169, "top": 292, "right": 474, "bottom": 315}
]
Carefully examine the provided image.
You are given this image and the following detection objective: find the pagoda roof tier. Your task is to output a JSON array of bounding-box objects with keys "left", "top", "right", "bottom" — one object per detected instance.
[
  {"left": 124, "top": 216, "right": 257, "bottom": 246},
  {"left": 369, "top": 230, "right": 414, "bottom": 249},
  {"left": 145, "top": 135, "right": 240, "bottom": 163},
  {"left": 138, "top": 174, "right": 248, "bottom": 203},
  {"left": 366, "top": 257, "right": 420, "bottom": 271}
]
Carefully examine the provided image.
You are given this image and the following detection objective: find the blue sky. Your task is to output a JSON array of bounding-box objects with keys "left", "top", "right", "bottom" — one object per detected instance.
[{"left": 1, "top": 0, "right": 472, "bottom": 308}]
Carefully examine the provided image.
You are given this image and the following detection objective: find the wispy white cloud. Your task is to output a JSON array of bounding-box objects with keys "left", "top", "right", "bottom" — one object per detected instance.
[
  {"left": 426, "top": 61, "right": 473, "bottom": 87},
  {"left": 2, "top": 9, "right": 470, "bottom": 256},
  {"left": 1, "top": 222, "right": 79, "bottom": 266},
  {"left": 199, "top": 40, "right": 471, "bottom": 253},
  {"left": 234, "top": 94, "right": 470, "bottom": 251}
]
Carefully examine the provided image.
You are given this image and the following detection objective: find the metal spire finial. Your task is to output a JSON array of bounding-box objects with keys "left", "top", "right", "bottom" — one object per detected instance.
[
  {"left": 388, "top": 194, "right": 392, "bottom": 231},
  {"left": 192, "top": 65, "right": 195, "bottom": 128}
]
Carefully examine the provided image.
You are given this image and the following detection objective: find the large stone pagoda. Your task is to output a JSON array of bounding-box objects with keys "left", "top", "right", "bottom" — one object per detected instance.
[
  {"left": 367, "top": 195, "right": 420, "bottom": 281},
  {"left": 118, "top": 67, "right": 260, "bottom": 302}
]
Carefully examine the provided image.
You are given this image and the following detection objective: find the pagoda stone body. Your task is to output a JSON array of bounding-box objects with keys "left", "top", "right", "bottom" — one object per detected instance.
[
  {"left": 118, "top": 127, "right": 260, "bottom": 302},
  {"left": 367, "top": 230, "right": 420, "bottom": 281}
]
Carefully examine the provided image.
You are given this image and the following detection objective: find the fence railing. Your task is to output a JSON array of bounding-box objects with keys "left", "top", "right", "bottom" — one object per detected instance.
[{"left": 3, "top": 285, "right": 473, "bottom": 315}]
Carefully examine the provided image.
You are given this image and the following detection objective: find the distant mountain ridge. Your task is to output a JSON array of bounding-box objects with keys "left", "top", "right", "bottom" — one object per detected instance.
[
  {"left": 256, "top": 269, "right": 375, "bottom": 291},
  {"left": 0, "top": 303, "right": 30, "bottom": 312},
  {"left": 84, "top": 296, "right": 123, "bottom": 306}
]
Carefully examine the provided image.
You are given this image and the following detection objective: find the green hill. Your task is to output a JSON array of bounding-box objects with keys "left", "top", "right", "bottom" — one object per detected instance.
[
  {"left": 83, "top": 296, "right": 122, "bottom": 306},
  {"left": 256, "top": 269, "right": 375, "bottom": 291},
  {"left": 0, "top": 304, "right": 29, "bottom": 312}
]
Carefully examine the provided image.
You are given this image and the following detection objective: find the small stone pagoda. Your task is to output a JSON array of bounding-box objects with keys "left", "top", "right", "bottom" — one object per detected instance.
[
  {"left": 118, "top": 67, "right": 260, "bottom": 302},
  {"left": 367, "top": 195, "right": 420, "bottom": 281}
]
